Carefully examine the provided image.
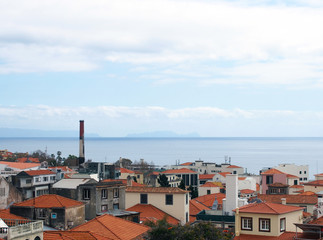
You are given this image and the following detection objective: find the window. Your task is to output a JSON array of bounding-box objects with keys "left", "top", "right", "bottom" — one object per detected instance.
[
  {"left": 113, "top": 188, "right": 119, "bottom": 198},
  {"left": 266, "top": 175, "right": 273, "bottom": 184},
  {"left": 43, "top": 176, "right": 48, "bottom": 182},
  {"left": 140, "top": 194, "right": 148, "bottom": 204},
  {"left": 233, "top": 171, "right": 237, "bottom": 174},
  {"left": 0, "top": 188, "right": 5, "bottom": 196},
  {"left": 113, "top": 203, "right": 119, "bottom": 209},
  {"left": 207, "top": 190, "right": 211, "bottom": 195},
  {"left": 38, "top": 209, "right": 46, "bottom": 218},
  {"left": 186, "top": 212, "right": 188, "bottom": 223},
  {"left": 304, "top": 171, "right": 307, "bottom": 174},
  {"left": 101, "top": 205, "right": 108, "bottom": 212},
  {"left": 300, "top": 178, "right": 303, "bottom": 181},
  {"left": 51, "top": 213, "right": 57, "bottom": 219},
  {"left": 35, "top": 177, "right": 41, "bottom": 183},
  {"left": 304, "top": 177, "right": 307, "bottom": 181},
  {"left": 101, "top": 189, "right": 107, "bottom": 199},
  {"left": 241, "top": 217, "right": 252, "bottom": 231},
  {"left": 165, "top": 194, "right": 173, "bottom": 205},
  {"left": 299, "top": 171, "right": 302, "bottom": 174},
  {"left": 294, "top": 180, "right": 298, "bottom": 185},
  {"left": 83, "top": 189, "right": 91, "bottom": 200},
  {"left": 259, "top": 218, "right": 270, "bottom": 232},
  {"left": 280, "top": 218, "right": 286, "bottom": 232},
  {"left": 26, "top": 179, "right": 32, "bottom": 184},
  {"left": 186, "top": 194, "right": 188, "bottom": 205},
  {"left": 50, "top": 176, "right": 56, "bottom": 181}
]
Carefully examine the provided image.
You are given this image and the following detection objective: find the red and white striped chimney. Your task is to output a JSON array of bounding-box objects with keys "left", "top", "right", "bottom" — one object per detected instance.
[{"left": 79, "top": 120, "right": 85, "bottom": 165}]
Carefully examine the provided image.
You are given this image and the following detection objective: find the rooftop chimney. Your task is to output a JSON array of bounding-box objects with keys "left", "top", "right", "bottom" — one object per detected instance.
[
  {"left": 281, "top": 198, "right": 286, "bottom": 205},
  {"left": 79, "top": 120, "right": 85, "bottom": 165}
]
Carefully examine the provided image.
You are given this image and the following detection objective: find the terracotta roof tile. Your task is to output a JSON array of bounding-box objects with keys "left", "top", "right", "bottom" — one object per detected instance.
[
  {"left": 24, "top": 170, "right": 55, "bottom": 176},
  {"left": 240, "top": 189, "right": 255, "bottom": 194},
  {"left": 162, "top": 168, "right": 197, "bottom": 174},
  {"left": 0, "top": 161, "right": 41, "bottom": 170},
  {"left": 268, "top": 182, "right": 289, "bottom": 187},
  {"left": 238, "top": 177, "right": 246, "bottom": 180},
  {"left": 13, "top": 194, "right": 84, "bottom": 208},
  {"left": 286, "top": 174, "right": 299, "bottom": 178},
  {"left": 298, "top": 191, "right": 316, "bottom": 196},
  {"left": 72, "top": 214, "right": 150, "bottom": 240},
  {"left": 0, "top": 209, "right": 26, "bottom": 220},
  {"left": 256, "top": 183, "right": 260, "bottom": 191},
  {"left": 44, "top": 231, "right": 113, "bottom": 240},
  {"left": 261, "top": 168, "right": 286, "bottom": 175},
  {"left": 218, "top": 172, "right": 231, "bottom": 177},
  {"left": 235, "top": 202, "right": 304, "bottom": 214},
  {"left": 233, "top": 232, "right": 300, "bottom": 240},
  {"left": 257, "top": 194, "right": 317, "bottom": 205},
  {"left": 126, "top": 204, "right": 179, "bottom": 225},
  {"left": 304, "top": 180, "right": 323, "bottom": 186},
  {"left": 200, "top": 182, "right": 221, "bottom": 188},
  {"left": 309, "top": 216, "right": 323, "bottom": 224},
  {"left": 189, "top": 199, "right": 210, "bottom": 221},
  {"left": 314, "top": 173, "right": 323, "bottom": 176},
  {"left": 120, "top": 168, "right": 135, "bottom": 174},
  {"left": 17, "top": 157, "right": 40, "bottom": 163},
  {"left": 194, "top": 193, "right": 226, "bottom": 207},
  {"left": 199, "top": 174, "right": 215, "bottom": 180},
  {"left": 290, "top": 185, "right": 304, "bottom": 189},
  {"left": 126, "top": 186, "right": 189, "bottom": 194},
  {"left": 180, "top": 162, "right": 193, "bottom": 166},
  {"left": 227, "top": 165, "right": 242, "bottom": 168}
]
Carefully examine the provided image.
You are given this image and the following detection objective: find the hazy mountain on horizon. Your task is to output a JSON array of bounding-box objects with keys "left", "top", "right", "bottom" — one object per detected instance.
[
  {"left": 0, "top": 128, "right": 100, "bottom": 138},
  {"left": 126, "top": 131, "right": 200, "bottom": 138}
]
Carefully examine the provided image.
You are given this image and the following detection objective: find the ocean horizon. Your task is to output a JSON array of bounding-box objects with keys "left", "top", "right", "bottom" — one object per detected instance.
[{"left": 1, "top": 137, "right": 322, "bottom": 178}]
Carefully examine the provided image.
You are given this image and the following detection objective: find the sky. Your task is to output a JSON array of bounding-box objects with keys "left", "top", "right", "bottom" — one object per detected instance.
[{"left": 1, "top": 0, "right": 323, "bottom": 137}]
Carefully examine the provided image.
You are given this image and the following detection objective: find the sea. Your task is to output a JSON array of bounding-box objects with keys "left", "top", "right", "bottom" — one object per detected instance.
[{"left": 0, "top": 137, "right": 322, "bottom": 178}]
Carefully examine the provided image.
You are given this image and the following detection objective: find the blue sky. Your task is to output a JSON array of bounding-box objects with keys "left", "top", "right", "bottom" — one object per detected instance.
[{"left": 1, "top": 0, "right": 323, "bottom": 137}]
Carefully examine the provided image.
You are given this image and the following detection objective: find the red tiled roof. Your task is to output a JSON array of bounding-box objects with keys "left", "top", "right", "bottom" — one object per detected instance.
[
  {"left": 17, "top": 157, "right": 40, "bottom": 163},
  {"left": 126, "top": 186, "right": 189, "bottom": 194},
  {"left": 268, "top": 182, "right": 289, "bottom": 187},
  {"left": 286, "top": 174, "right": 299, "bottom": 179},
  {"left": 314, "top": 173, "right": 323, "bottom": 176},
  {"left": 235, "top": 202, "right": 304, "bottom": 214},
  {"left": 0, "top": 161, "right": 40, "bottom": 170},
  {"left": 24, "top": 170, "right": 55, "bottom": 176},
  {"left": 309, "top": 215, "right": 323, "bottom": 224},
  {"left": 162, "top": 168, "right": 197, "bottom": 174},
  {"left": 257, "top": 194, "right": 317, "bottom": 205},
  {"left": 0, "top": 209, "right": 26, "bottom": 220},
  {"left": 298, "top": 191, "right": 316, "bottom": 196},
  {"left": 199, "top": 174, "right": 215, "bottom": 180},
  {"left": 304, "top": 180, "right": 323, "bottom": 186},
  {"left": 240, "top": 189, "right": 255, "bottom": 194},
  {"left": 238, "top": 177, "right": 246, "bottom": 180},
  {"left": 126, "top": 204, "right": 179, "bottom": 225},
  {"left": 227, "top": 165, "right": 242, "bottom": 168},
  {"left": 180, "top": 162, "right": 193, "bottom": 166},
  {"left": 189, "top": 199, "right": 210, "bottom": 222},
  {"left": 44, "top": 231, "right": 113, "bottom": 240},
  {"left": 233, "top": 232, "right": 300, "bottom": 240},
  {"left": 261, "top": 168, "right": 286, "bottom": 175},
  {"left": 120, "top": 168, "right": 135, "bottom": 174},
  {"left": 200, "top": 182, "right": 221, "bottom": 188},
  {"left": 218, "top": 172, "right": 231, "bottom": 177},
  {"left": 13, "top": 194, "right": 84, "bottom": 208},
  {"left": 72, "top": 214, "right": 150, "bottom": 240},
  {"left": 194, "top": 193, "right": 226, "bottom": 208},
  {"left": 290, "top": 185, "right": 304, "bottom": 189}
]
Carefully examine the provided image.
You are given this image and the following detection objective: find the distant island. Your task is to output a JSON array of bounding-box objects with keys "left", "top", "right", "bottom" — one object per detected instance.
[
  {"left": 0, "top": 128, "right": 100, "bottom": 138},
  {"left": 125, "top": 131, "right": 200, "bottom": 138}
]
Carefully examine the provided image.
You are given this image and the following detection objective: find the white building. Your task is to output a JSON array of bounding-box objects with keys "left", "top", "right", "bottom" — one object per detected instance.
[{"left": 275, "top": 163, "right": 309, "bottom": 182}]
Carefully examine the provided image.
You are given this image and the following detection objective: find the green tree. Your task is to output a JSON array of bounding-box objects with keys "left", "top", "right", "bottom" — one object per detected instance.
[
  {"left": 146, "top": 219, "right": 232, "bottom": 240},
  {"left": 158, "top": 174, "right": 170, "bottom": 187},
  {"left": 188, "top": 185, "right": 198, "bottom": 199},
  {"left": 178, "top": 179, "right": 185, "bottom": 190}
]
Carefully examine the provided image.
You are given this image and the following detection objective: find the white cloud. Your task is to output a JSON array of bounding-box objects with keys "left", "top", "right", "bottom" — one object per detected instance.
[{"left": 1, "top": 0, "right": 323, "bottom": 87}]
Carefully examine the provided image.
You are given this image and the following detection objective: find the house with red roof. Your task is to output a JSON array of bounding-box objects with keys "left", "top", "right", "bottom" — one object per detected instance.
[
  {"left": 119, "top": 168, "right": 135, "bottom": 180},
  {"left": 233, "top": 202, "right": 304, "bottom": 239},
  {"left": 126, "top": 203, "right": 180, "bottom": 225},
  {"left": 13, "top": 169, "right": 56, "bottom": 199},
  {"left": 16, "top": 157, "right": 40, "bottom": 163},
  {"left": 193, "top": 193, "right": 226, "bottom": 210},
  {"left": 126, "top": 186, "right": 190, "bottom": 224},
  {"left": 161, "top": 168, "right": 198, "bottom": 187},
  {"left": 10, "top": 194, "right": 85, "bottom": 230},
  {"left": 256, "top": 194, "right": 318, "bottom": 214},
  {"left": 189, "top": 199, "right": 210, "bottom": 222},
  {"left": 0, "top": 161, "right": 40, "bottom": 174},
  {"left": 214, "top": 172, "right": 231, "bottom": 183},
  {"left": 71, "top": 213, "right": 150, "bottom": 240},
  {"left": 261, "top": 168, "right": 291, "bottom": 195},
  {"left": 44, "top": 231, "right": 112, "bottom": 240},
  {"left": 275, "top": 163, "right": 309, "bottom": 182},
  {"left": 303, "top": 180, "right": 323, "bottom": 193},
  {"left": 198, "top": 182, "right": 222, "bottom": 196},
  {"left": 199, "top": 174, "right": 215, "bottom": 185},
  {"left": 224, "top": 164, "right": 244, "bottom": 175}
]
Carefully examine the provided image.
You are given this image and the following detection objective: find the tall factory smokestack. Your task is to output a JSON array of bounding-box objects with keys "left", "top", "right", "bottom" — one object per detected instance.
[{"left": 79, "top": 120, "right": 85, "bottom": 165}]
